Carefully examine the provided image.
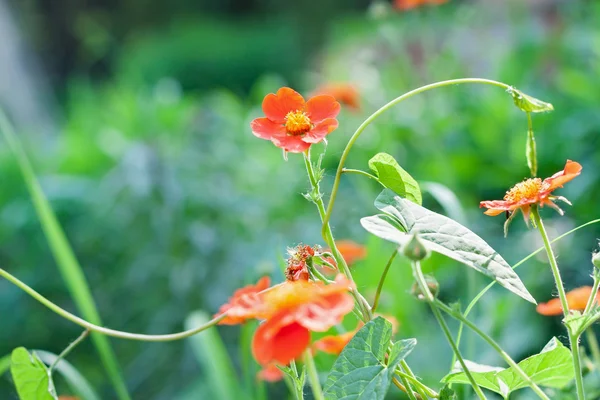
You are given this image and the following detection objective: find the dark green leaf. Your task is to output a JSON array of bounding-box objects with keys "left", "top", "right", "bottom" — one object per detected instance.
[
  {"left": 361, "top": 189, "right": 535, "bottom": 303},
  {"left": 324, "top": 317, "right": 416, "bottom": 400},
  {"left": 368, "top": 153, "right": 422, "bottom": 205},
  {"left": 443, "top": 337, "right": 573, "bottom": 397},
  {"left": 10, "top": 347, "right": 57, "bottom": 400}
]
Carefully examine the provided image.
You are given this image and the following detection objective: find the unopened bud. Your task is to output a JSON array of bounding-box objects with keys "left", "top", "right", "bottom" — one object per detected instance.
[
  {"left": 402, "top": 234, "right": 430, "bottom": 261},
  {"left": 411, "top": 275, "right": 439, "bottom": 300},
  {"left": 507, "top": 87, "right": 554, "bottom": 113}
]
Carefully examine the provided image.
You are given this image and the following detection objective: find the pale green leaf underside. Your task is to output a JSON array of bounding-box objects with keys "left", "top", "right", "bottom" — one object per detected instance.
[
  {"left": 361, "top": 189, "right": 535, "bottom": 304},
  {"left": 10, "top": 347, "right": 57, "bottom": 400},
  {"left": 324, "top": 317, "right": 416, "bottom": 400},
  {"left": 443, "top": 337, "right": 573, "bottom": 397},
  {"left": 368, "top": 152, "right": 422, "bottom": 205}
]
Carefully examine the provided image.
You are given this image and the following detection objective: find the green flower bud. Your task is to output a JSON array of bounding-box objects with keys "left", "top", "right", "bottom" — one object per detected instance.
[
  {"left": 402, "top": 234, "right": 430, "bottom": 261},
  {"left": 507, "top": 87, "right": 554, "bottom": 113},
  {"left": 411, "top": 275, "right": 439, "bottom": 301}
]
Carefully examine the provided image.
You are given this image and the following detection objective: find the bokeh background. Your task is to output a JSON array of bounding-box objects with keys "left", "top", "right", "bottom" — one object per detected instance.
[{"left": 1, "top": 0, "right": 599, "bottom": 398}]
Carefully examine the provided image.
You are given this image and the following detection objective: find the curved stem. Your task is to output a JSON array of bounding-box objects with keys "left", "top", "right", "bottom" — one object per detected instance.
[
  {"left": 304, "top": 350, "right": 324, "bottom": 400},
  {"left": 412, "top": 261, "right": 486, "bottom": 399},
  {"left": 399, "top": 360, "right": 430, "bottom": 399},
  {"left": 435, "top": 299, "right": 550, "bottom": 399},
  {"left": 372, "top": 250, "right": 398, "bottom": 314},
  {"left": 341, "top": 168, "right": 381, "bottom": 183},
  {"left": 303, "top": 151, "right": 371, "bottom": 321},
  {"left": 322, "top": 78, "right": 511, "bottom": 238},
  {"left": 393, "top": 376, "right": 419, "bottom": 400},
  {"left": 50, "top": 330, "right": 90, "bottom": 372},
  {"left": 584, "top": 273, "right": 600, "bottom": 315},
  {"left": 0, "top": 267, "right": 225, "bottom": 341},
  {"left": 531, "top": 206, "right": 585, "bottom": 400}
]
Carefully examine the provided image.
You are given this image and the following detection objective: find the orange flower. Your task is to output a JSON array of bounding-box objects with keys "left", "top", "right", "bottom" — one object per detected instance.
[
  {"left": 252, "top": 275, "right": 355, "bottom": 365},
  {"left": 314, "top": 83, "right": 360, "bottom": 111},
  {"left": 257, "top": 364, "right": 285, "bottom": 382},
  {"left": 313, "top": 329, "right": 358, "bottom": 355},
  {"left": 285, "top": 244, "right": 315, "bottom": 282},
  {"left": 480, "top": 160, "right": 582, "bottom": 221},
  {"left": 251, "top": 87, "right": 340, "bottom": 153},
  {"left": 216, "top": 276, "right": 271, "bottom": 325},
  {"left": 536, "top": 286, "right": 600, "bottom": 316},
  {"left": 337, "top": 240, "right": 367, "bottom": 265},
  {"left": 394, "top": 0, "right": 448, "bottom": 11}
]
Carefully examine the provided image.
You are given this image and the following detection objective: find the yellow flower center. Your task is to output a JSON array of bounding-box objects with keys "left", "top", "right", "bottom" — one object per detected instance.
[
  {"left": 284, "top": 110, "right": 312, "bottom": 135},
  {"left": 504, "top": 178, "right": 546, "bottom": 202}
]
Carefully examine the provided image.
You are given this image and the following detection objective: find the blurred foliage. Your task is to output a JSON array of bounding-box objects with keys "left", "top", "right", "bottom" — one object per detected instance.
[{"left": 1, "top": 0, "right": 600, "bottom": 399}]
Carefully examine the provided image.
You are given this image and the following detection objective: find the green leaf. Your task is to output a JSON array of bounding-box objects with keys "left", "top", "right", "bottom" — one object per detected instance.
[
  {"left": 35, "top": 350, "right": 101, "bottom": 400},
  {"left": 0, "top": 109, "right": 131, "bottom": 400},
  {"left": 439, "top": 384, "right": 458, "bottom": 400},
  {"left": 185, "top": 311, "right": 242, "bottom": 400},
  {"left": 361, "top": 189, "right": 535, "bottom": 304},
  {"left": 368, "top": 153, "right": 422, "bottom": 205},
  {"left": 507, "top": 87, "right": 554, "bottom": 113},
  {"left": 323, "top": 317, "right": 417, "bottom": 400},
  {"left": 10, "top": 347, "right": 57, "bottom": 400},
  {"left": 443, "top": 337, "right": 573, "bottom": 397}
]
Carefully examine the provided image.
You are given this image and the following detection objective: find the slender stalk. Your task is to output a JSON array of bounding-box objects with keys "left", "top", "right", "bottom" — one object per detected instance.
[
  {"left": 583, "top": 273, "right": 600, "bottom": 315},
  {"left": 455, "top": 219, "right": 600, "bottom": 362},
  {"left": 0, "top": 267, "right": 226, "bottom": 341},
  {"left": 289, "top": 361, "right": 305, "bottom": 400},
  {"left": 435, "top": 299, "right": 550, "bottom": 400},
  {"left": 302, "top": 151, "right": 371, "bottom": 321},
  {"left": 412, "top": 261, "right": 486, "bottom": 400},
  {"left": 322, "top": 78, "right": 512, "bottom": 238},
  {"left": 399, "top": 360, "right": 430, "bottom": 399},
  {"left": 531, "top": 207, "right": 585, "bottom": 400},
  {"left": 50, "top": 330, "right": 90, "bottom": 372},
  {"left": 372, "top": 250, "right": 398, "bottom": 313},
  {"left": 304, "top": 350, "right": 324, "bottom": 400},
  {"left": 395, "top": 369, "right": 439, "bottom": 399},
  {"left": 341, "top": 168, "right": 381, "bottom": 183},
  {"left": 393, "top": 376, "right": 419, "bottom": 400}
]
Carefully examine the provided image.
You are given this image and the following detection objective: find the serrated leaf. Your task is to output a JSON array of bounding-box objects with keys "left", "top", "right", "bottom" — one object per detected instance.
[
  {"left": 368, "top": 153, "right": 422, "bottom": 205},
  {"left": 10, "top": 347, "right": 57, "bottom": 400},
  {"left": 361, "top": 189, "right": 535, "bottom": 303},
  {"left": 443, "top": 337, "right": 573, "bottom": 397},
  {"left": 324, "top": 317, "right": 416, "bottom": 400},
  {"left": 507, "top": 87, "right": 554, "bottom": 113}
]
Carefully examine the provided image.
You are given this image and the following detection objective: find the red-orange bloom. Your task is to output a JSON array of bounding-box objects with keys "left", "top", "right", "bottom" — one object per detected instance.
[
  {"left": 216, "top": 276, "right": 271, "bottom": 325},
  {"left": 537, "top": 286, "right": 600, "bottom": 316},
  {"left": 337, "top": 240, "right": 367, "bottom": 265},
  {"left": 251, "top": 87, "right": 340, "bottom": 153},
  {"left": 252, "top": 275, "right": 355, "bottom": 365},
  {"left": 480, "top": 160, "right": 582, "bottom": 221},
  {"left": 257, "top": 364, "right": 285, "bottom": 382},
  {"left": 394, "top": 0, "right": 448, "bottom": 11},
  {"left": 314, "top": 83, "right": 360, "bottom": 111},
  {"left": 313, "top": 330, "right": 358, "bottom": 355}
]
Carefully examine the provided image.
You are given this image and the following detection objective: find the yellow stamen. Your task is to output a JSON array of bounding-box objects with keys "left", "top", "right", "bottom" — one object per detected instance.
[
  {"left": 284, "top": 110, "right": 312, "bottom": 135},
  {"left": 504, "top": 178, "right": 547, "bottom": 202}
]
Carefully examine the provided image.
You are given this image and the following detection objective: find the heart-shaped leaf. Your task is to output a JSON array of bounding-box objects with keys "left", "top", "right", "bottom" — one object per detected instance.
[
  {"left": 368, "top": 153, "right": 422, "bottom": 205},
  {"left": 443, "top": 337, "right": 573, "bottom": 398},
  {"left": 361, "top": 189, "right": 535, "bottom": 304},
  {"left": 10, "top": 347, "right": 57, "bottom": 400},
  {"left": 324, "top": 317, "right": 417, "bottom": 400}
]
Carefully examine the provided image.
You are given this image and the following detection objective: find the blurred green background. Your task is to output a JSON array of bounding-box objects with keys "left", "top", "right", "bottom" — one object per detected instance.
[{"left": 0, "top": 0, "right": 599, "bottom": 398}]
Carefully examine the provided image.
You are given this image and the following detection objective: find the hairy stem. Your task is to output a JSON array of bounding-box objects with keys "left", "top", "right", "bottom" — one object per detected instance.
[{"left": 304, "top": 350, "right": 324, "bottom": 400}]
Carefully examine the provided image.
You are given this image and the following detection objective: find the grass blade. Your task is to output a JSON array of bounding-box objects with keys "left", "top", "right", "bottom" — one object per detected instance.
[{"left": 0, "top": 109, "right": 131, "bottom": 399}]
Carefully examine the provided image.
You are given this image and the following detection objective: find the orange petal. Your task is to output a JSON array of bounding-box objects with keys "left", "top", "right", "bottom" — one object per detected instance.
[
  {"left": 313, "top": 330, "right": 356, "bottom": 355},
  {"left": 262, "top": 88, "right": 306, "bottom": 123},
  {"left": 302, "top": 118, "right": 338, "bottom": 144},
  {"left": 537, "top": 286, "right": 599, "bottom": 316},
  {"left": 252, "top": 313, "right": 311, "bottom": 365},
  {"left": 257, "top": 364, "right": 285, "bottom": 382},
  {"left": 251, "top": 117, "right": 285, "bottom": 140},
  {"left": 544, "top": 160, "right": 582, "bottom": 192},
  {"left": 336, "top": 240, "right": 367, "bottom": 265},
  {"left": 315, "top": 84, "right": 360, "bottom": 111},
  {"left": 217, "top": 276, "right": 270, "bottom": 325},
  {"left": 270, "top": 135, "right": 312, "bottom": 153},
  {"left": 306, "top": 95, "right": 340, "bottom": 123}
]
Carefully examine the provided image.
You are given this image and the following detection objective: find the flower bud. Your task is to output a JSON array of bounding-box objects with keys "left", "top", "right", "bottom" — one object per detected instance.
[
  {"left": 402, "top": 234, "right": 430, "bottom": 261},
  {"left": 507, "top": 87, "right": 554, "bottom": 113},
  {"left": 410, "top": 275, "right": 439, "bottom": 301}
]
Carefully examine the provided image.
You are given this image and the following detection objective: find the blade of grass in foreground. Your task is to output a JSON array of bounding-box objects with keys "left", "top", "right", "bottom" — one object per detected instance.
[{"left": 0, "top": 109, "right": 131, "bottom": 400}]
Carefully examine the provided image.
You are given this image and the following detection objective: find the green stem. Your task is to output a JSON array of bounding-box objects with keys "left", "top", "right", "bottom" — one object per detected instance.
[
  {"left": 455, "top": 219, "right": 600, "bottom": 360},
  {"left": 0, "top": 268, "right": 226, "bottom": 341},
  {"left": 531, "top": 206, "right": 585, "bottom": 400},
  {"left": 341, "top": 168, "right": 381, "bottom": 183},
  {"left": 372, "top": 250, "right": 398, "bottom": 314},
  {"left": 584, "top": 273, "right": 600, "bottom": 315},
  {"left": 395, "top": 369, "right": 439, "bottom": 399},
  {"left": 399, "top": 360, "right": 430, "bottom": 399},
  {"left": 50, "top": 330, "right": 90, "bottom": 373},
  {"left": 289, "top": 361, "right": 305, "bottom": 400},
  {"left": 302, "top": 151, "right": 371, "bottom": 321},
  {"left": 411, "top": 261, "right": 486, "bottom": 399},
  {"left": 585, "top": 328, "right": 600, "bottom": 368},
  {"left": 322, "top": 78, "right": 511, "bottom": 238},
  {"left": 526, "top": 112, "right": 537, "bottom": 177},
  {"left": 435, "top": 300, "right": 550, "bottom": 400},
  {"left": 394, "top": 376, "right": 418, "bottom": 400},
  {"left": 304, "top": 350, "right": 324, "bottom": 400}
]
